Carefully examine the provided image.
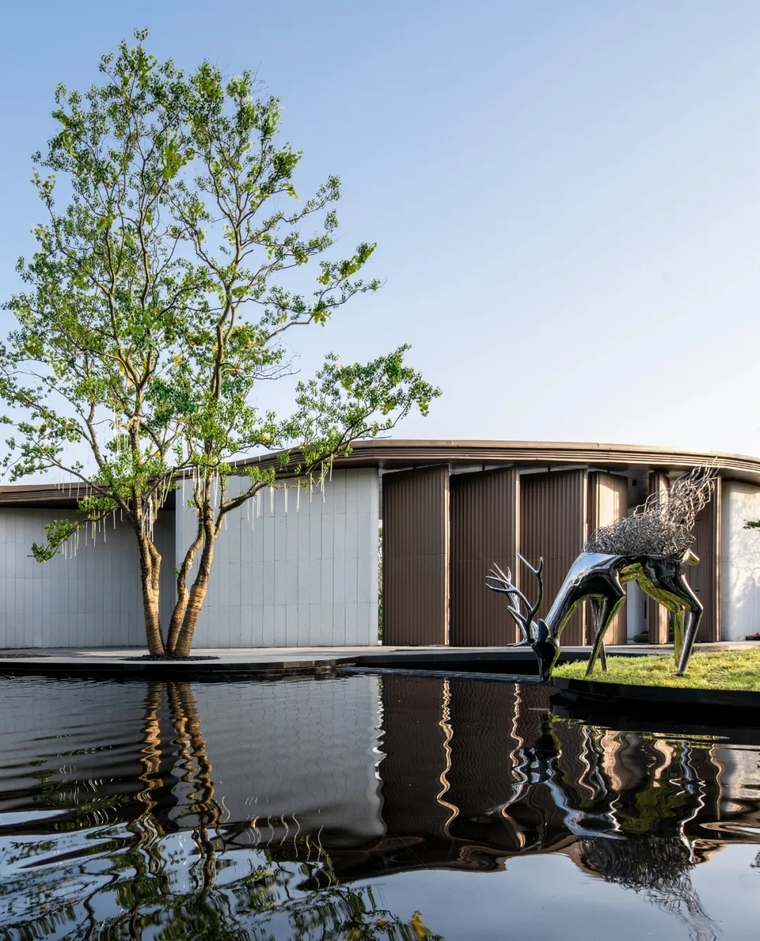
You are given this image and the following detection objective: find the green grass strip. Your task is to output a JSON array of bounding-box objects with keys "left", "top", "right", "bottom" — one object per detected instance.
[{"left": 553, "top": 648, "right": 760, "bottom": 691}]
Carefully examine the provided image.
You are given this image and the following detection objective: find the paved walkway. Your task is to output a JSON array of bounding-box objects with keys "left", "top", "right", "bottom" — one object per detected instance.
[{"left": 0, "top": 641, "right": 755, "bottom": 676}]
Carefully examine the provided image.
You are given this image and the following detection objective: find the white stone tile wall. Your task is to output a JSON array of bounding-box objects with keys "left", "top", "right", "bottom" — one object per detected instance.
[
  {"left": 176, "top": 469, "right": 380, "bottom": 647},
  {"left": 720, "top": 481, "right": 760, "bottom": 640},
  {"left": 0, "top": 509, "right": 175, "bottom": 648}
]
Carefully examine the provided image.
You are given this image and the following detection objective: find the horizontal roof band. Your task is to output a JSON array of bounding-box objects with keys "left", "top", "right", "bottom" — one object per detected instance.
[{"left": 1, "top": 440, "right": 758, "bottom": 507}]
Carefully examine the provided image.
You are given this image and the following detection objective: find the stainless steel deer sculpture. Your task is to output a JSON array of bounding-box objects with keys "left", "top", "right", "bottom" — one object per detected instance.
[{"left": 486, "top": 468, "right": 716, "bottom": 681}]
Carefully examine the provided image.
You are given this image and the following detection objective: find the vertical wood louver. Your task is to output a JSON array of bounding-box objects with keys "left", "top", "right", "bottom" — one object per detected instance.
[
  {"left": 587, "top": 471, "right": 629, "bottom": 644},
  {"left": 449, "top": 468, "right": 520, "bottom": 645},
  {"left": 520, "top": 470, "right": 587, "bottom": 645},
  {"left": 647, "top": 471, "right": 671, "bottom": 644},
  {"left": 690, "top": 475, "right": 721, "bottom": 642},
  {"left": 382, "top": 466, "right": 450, "bottom": 645}
]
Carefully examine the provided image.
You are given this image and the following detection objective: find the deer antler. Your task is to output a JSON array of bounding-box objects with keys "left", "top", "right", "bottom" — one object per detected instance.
[{"left": 486, "top": 554, "right": 544, "bottom": 646}]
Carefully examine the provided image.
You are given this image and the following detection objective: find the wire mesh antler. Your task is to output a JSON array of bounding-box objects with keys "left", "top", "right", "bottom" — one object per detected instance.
[
  {"left": 585, "top": 466, "right": 717, "bottom": 558},
  {"left": 486, "top": 554, "right": 544, "bottom": 645}
]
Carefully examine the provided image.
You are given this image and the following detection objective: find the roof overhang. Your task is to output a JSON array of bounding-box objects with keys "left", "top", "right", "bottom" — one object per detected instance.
[{"left": 1, "top": 440, "right": 758, "bottom": 507}]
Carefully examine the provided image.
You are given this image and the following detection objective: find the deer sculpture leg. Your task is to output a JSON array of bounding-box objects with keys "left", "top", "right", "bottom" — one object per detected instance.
[
  {"left": 671, "top": 578, "right": 703, "bottom": 675},
  {"left": 586, "top": 585, "right": 627, "bottom": 677},
  {"left": 637, "top": 560, "right": 703, "bottom": 675}
]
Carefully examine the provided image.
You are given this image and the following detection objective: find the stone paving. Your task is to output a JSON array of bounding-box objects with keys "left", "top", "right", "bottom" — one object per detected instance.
[{"left": 0, "top": 641, "right": 755, "bottom": 676}]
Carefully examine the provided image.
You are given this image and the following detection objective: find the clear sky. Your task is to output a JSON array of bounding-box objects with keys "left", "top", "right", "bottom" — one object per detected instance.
[{"left": 0, "top": 1, "right": 757, "bottom": 458}]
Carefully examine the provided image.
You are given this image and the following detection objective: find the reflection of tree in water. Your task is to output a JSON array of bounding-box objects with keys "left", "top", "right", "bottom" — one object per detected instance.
[
  {"left": 1, "top": 681, "right": 441, "bottom": 941},
  {"left": 580, "top": 837, "right": 717, "bottom": 941}
]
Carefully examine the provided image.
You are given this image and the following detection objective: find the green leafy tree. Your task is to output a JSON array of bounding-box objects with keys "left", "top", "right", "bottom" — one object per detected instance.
[{"left": 0, "top": 31, "right": 440, "bottom": 655}]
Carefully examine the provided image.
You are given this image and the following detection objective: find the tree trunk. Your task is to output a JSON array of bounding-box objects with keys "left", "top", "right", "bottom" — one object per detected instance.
[
  {"left": 166, "top": 526, "right": 204, "bottom": 655},
  {"left": 138, "top": 535, "right": 165, "bottom": 656},
  {"left": 170, "top": 524, "right": 217, "bottom": 657}
]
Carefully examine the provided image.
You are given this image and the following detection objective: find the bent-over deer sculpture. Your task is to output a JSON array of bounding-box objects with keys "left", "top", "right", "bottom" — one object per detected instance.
[{"left": 486, "top": 468, "right": 715, "bottom": 681}]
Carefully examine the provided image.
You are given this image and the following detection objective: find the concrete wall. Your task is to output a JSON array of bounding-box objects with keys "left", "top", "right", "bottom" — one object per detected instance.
[
  {"left": 176, "top": 469, "right": 380, "bottom": 647},
  {"left": 720, "top": 481, "right": 760, "bottom": 640},
  {"left": 0, "top": 510, "right": 175, "bottom": 648}
]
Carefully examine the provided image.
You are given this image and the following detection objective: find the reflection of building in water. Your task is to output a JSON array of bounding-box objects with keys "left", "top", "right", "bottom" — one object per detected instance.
[
  {"left": 0, "top": 675, "right": 385, "bottom": 853},
  {"left": 367, "top": 676, "right": 760, "bottom": 941},
  {"left": 358, "top": 676, "right": 760, "bottom": 885},
  {"left": 11, "top": 674, "right": 760, "bottom": 941},
  {"left": 373, "top": 675, "right": 575, "bottom": 876},
  {"left": 3, "top": 673, "right": 760, "bottom": 877},
  {"left": 5, "top": 674, "right": 760, "bottom": 871},
  {"left": 186, "top": 676, "right": 385, "bottom": 849},
  {"left": 713, "top": 744, "right": 760, "bottom": 823}
]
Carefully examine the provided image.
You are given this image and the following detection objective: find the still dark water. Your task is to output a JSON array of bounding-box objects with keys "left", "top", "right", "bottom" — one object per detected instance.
[{"left": 1, "top": 673, "right": 759, "bottom": 941}]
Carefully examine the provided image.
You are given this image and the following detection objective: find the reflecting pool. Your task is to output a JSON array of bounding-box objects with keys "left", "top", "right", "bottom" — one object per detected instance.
[{"left": 1, "top": 672, "right": 760, "bottom": 940}]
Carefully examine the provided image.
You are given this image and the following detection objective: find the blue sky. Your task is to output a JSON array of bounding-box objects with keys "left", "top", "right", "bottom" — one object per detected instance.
[{"left": 0, "top": 1, "right": 757, "bottom": 458}]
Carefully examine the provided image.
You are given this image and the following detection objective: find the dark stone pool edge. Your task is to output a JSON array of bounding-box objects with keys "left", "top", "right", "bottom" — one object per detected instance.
[
  {"left": 552, "top": 676, "right": 760, "bottom": 711},
  {"left": 0, "top": 645, "right": 607, "bottom": 680},
  {"left": 0, "top": 644, "right": 751, "bottom": 683},
  {"left": 0, "top": 657, "right": 350, "bottom": 679}
]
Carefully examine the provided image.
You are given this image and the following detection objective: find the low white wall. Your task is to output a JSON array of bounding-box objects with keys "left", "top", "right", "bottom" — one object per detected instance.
[
  {"left": 720, "top": 481, "right": 760, "bottom": 640},
  {"left": 0, "top": 510, "right": 175, "bottom": 648},
  {"left": 176, "top": 469, "right": 380, "bottom": 647}
]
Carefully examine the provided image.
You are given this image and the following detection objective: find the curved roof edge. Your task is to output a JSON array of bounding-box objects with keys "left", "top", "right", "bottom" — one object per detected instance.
[
  {"left": 1, "top": 439, "right": 759, "bottom": 507},
  {"left": 326, "top": 438, "right": 760, "bottom": 480}
]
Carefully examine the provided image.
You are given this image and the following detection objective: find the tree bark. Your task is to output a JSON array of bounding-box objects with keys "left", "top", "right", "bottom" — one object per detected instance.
[
  {"left": 138, "top": 535, "right": 165, "bottom": 656},
  {"left": 166, "top": 525, "right": 204, "bottom": 655},
  {"left": 170, "top": 515, "right": 217, "bottom": 657}
]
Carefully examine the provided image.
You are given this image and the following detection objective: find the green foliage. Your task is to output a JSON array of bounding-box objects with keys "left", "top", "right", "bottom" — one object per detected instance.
[
  {"left": 554, "top": 649, "right": 760, "bottom": 691},
  {"left": 0, "top": 30, "right": 440, "bottom": 650}
]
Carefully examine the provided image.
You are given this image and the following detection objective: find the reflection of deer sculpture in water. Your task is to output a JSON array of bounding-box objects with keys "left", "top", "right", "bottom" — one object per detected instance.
[{"left": 487, "top": 468, "right": 715, "bottom": 681}]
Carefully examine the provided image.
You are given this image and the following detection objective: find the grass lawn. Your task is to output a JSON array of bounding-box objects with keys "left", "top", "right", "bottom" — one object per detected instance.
[{"left": 553, "top": 648, "right": 760, "bottom": 692}]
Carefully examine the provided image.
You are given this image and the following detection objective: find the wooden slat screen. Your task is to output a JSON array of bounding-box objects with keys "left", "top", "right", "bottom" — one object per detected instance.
[
  {"left": 587, "top": 471, "right": 629, "bottom": 644},
  {"left": 690, "top": 475, "right": 721, "bottom": 642},
  {"left": 520, "top": 470, "right": 587, "bottom": 645},
  {"left": 647, "top": 471, "right": 671, "bottom": 644},
  {"left": 382, "top": 466, "right": 449, "bottom": 645},
  {"left": 449, "top": 468, "right": 520, "bottom": 645}
]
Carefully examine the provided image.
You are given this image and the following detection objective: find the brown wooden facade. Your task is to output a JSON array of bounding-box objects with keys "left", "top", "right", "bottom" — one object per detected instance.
[
  {"left": 383, "top": 466, "right": 450, "bottom": 645},
  {"left": 449, "top": 468, "right": 520, "bottom": 645},
  {"left": 381, "top": 457, "right": 728, "bottom": 648}
]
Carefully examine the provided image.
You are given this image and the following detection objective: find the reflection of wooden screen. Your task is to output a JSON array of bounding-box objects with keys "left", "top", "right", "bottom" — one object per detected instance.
[
  {"left": 587, "top": 472, "right": 629, "bottom": 644},
  {"left": 379, "top": 674, "right": 452, "bottom": 839},
  {"left": 450, "top": 468, "right": 520, "bottom": 645},
  {"left": 520, "top": 470, "right": 587, "bottom": 645},
  {"left": 382, "top": 466, "right": 449, "bottom": 645}
]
